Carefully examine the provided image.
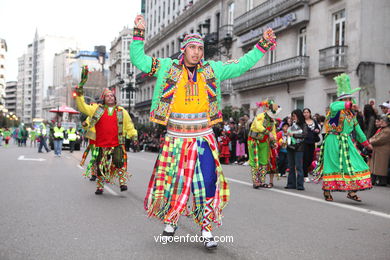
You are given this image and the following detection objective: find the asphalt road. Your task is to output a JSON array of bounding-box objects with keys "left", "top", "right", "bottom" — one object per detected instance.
[{"left": 0, "top": 143, "right": 389, "bottom": 260}]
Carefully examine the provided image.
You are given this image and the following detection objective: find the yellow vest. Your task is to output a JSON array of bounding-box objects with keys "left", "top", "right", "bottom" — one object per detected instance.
[{"left": 171, "top": 66, "right": 208, "bottom": 114}]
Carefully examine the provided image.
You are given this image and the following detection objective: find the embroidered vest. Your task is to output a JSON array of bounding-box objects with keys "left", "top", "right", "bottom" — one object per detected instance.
[
  {"left": 89, "top": 106, "right": 125, "bottom": 144},
  {"left": 150, "top": 63, "right": 222, "bottom": 126}
]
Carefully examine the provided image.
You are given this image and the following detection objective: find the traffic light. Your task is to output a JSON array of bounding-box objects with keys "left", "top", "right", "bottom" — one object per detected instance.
[{"left": 72, "top": 91, "right": 77, "bottom": 98}]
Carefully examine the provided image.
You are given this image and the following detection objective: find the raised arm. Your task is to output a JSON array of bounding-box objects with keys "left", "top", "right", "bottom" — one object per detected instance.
[
  {"left": 123, "top": 109, "right": 138, "bottom": 139},
  {"left": 210, "top": 28, "right": 276, "bottom": 81},
  {"left": 75, "top": 66, "right": 98, "bottom": 117}
]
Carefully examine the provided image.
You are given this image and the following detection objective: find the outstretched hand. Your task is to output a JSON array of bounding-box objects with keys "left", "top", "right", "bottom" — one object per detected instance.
[
  {"left": 263, "top": 28, "right": 276, "bottom": 43},
  {"left": 134, "top": 14, "right": 146, "bottom": 30}
]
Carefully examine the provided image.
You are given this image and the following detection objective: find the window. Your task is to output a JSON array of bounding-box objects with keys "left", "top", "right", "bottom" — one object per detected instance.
[
  {"left": 162, "top": 48, "right": 165, "bottom": 57},
  {"left": 171, "top": 41, "right": 175, "bottom": 53},
  {"left": 333, "top": 9, "right": 346, "bottom": 46},
  {"left": 298, "top": 27, "right": 307, "bottom": 56},
  {"left": 246, "top": 0, "right": 253, "bottom": 12},
  {"left": 163, "top": 1, "right": 166, "bottom": 19},
  {"left": 228, "top": 3, "right": 235, "bottom": 25},
  {"left": 294, "top": 97, "right": 304, "bottom": 110},
  {"left": 168, "top": 0, "right": 170, "bottom": 14},
  {"left": 268, "top": 50, "right": 276, "bottom": 64},
  {"left": 166, "top": 44, "right": 169, "bottom": 56},
  {"left": 158, "top": 6, "right": 161, "bottom": 23}
]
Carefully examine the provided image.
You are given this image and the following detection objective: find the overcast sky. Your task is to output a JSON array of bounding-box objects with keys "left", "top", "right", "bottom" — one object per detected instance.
[{"left": 0, "top": 0, "right": 141, "bottom": 81}]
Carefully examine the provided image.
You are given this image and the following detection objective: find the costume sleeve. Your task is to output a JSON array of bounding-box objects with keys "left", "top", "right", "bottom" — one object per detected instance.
[
  {"left": 130, "top": 39, "right": 171, "bottom": 78},
  {"left": 354, "top": 118, "right": 368, "bottom": 144},
  {"left": 330, "top": 101, "right": 350, "bottom": 116},
  {"left": 123, "top": 110, "right": 138, "bottom": 139},
  {"left": 251, "top": 113, "right": 266, "bottom": 133},
  {"left": 370, "top": 129, "right": 389, "bottom": 146},
  {"left": 210, "top": 36, "right": 275, "bottom": 81},
  {"left": 271, "top": 124, "right": 277, "bottom": 139},
  {"left": 75, "top": 96, "right": 98, "bottom": 117}
]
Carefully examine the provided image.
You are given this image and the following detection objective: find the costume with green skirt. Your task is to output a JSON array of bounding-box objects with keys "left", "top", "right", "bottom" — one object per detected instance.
[{"left": 315, "top": 101, "right": 372, "bottom": 191}]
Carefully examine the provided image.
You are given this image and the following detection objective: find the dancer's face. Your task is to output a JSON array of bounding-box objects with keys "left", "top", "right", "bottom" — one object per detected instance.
[
  {"left": 184, "top": 44, "right": 204, "bottom": 66},
  {"left": 104, "top": 92, "right": 116, "bottom": 106}
]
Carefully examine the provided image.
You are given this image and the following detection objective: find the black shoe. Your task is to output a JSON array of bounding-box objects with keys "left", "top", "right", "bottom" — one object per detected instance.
[
  {"left": 284, "top": 186, "right": 296, "bottom": 189},
  {"left": 162, "top": 230, "right": 175, "bottom": 236},
  {"left": 38, "top": 151, "right": 43, "bottom": 153},
  {"left": 89, "top": 175, "right": 97, "bottom": 181},
  {"left": 297, "top": 187, "right": 305, "bottom": 190},
  {"left": 95, "top": 188, "right": 103, "bottom": 195},
  {"left": 120, "top": 185, "right": 128, "bottom": 192}
]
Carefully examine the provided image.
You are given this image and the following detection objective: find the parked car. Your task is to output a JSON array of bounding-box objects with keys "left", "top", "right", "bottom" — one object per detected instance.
[{"left": 49, "top": 122, "right": 81, "bottom": 151}]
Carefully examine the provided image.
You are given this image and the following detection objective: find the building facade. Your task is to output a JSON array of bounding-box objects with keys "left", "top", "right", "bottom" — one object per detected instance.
[
  {"left": 108, "top": 27, "right": 136, "bottom": 113},
  {"left": 228, "top": 0, "right": 390, "bottom": 119},
  {"left": 17, "top": 31, "right": 78, "bottom": 124},
  {"left": 53, "top": 49, "right": 77, "bottom": 108},
  {"left": 0, "top": 39, "right": 7, "bottom": 106},
  {"left": 135, "top": 0, "right": 234, "bottom": 124},
  {"left": 4, "top": 81, "right": 17, "bottom": 115}
]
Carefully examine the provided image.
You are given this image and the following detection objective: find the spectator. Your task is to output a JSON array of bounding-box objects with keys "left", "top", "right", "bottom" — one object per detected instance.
[
  {"left": 379, "top": 101, "right": 390, "bottom": 115},
  {"left": 302, "top": 108, "right": 321, "bottom": 182},
  {"left": 236, "top": 117, "right": 247, "bottom": 164},
  {"left": 363, "top": 104, "right": 378, "bottom": 139},
  {"left": 219, "top": 131, "right": 230, "bottom": 164},
  {"left": 285, "top": 109, "right": 307, "bottom": 190},
  {"left": 369, "top": 115, "right": 390, "bottom": 186},
  {"left": 277, "top": 122, "right": 289, "bottom": 177}
]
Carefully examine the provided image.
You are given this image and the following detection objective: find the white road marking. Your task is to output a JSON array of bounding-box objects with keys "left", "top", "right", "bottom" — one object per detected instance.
[
  {"left": 227, "top": 177, "right": 390, "bottom": 220},
  {"left": 105, "top": 186, "right": 119, "bottom": 196},
  {"left": 17, "top": 155, "right": 46, "bottom": 162}
]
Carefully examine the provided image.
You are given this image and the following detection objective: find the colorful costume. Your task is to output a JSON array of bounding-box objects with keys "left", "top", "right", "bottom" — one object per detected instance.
[
  {"left": 314, "top": 74, "right": 372, "bottom": 192},
  {"left": 75, "top": 67, "right": 137, "bottom": 194},
  {"left": 248, "top": 100, "right": 280, "bottom": 188},
  {"left": 219, "top": 133, "right": 230, "bottom": 164},
  {"left": 79, "top": 117, "right": 98, "bottom": 180},
  {"left": 130, "top": 27, "right": 276, "bottom": 243}
]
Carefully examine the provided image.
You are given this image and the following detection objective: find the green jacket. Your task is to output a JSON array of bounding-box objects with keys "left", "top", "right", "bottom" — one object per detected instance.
[{"left": 130, "top": 38, "right": 272, "bottom": 126}]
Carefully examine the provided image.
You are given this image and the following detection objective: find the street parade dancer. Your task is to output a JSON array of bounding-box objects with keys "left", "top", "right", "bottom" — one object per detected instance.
[
  {"left": 75, "top": 66, "right": 138, "bottom": 195},
  {"left": 80, "top": 117, "right": 98, "bottom": 181},
  {"left": 130, "top": 14, "right": 276, "bottom": 249},
  {"left": 248, "top": 100, "right": 281, "bottom": 189},
  {"left": 314, "top": 73, "right": 373, "bottom": 202}
]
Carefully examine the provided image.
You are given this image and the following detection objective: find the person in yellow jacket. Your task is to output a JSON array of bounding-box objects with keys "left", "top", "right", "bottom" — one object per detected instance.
[
  {"left": 53, "top": 122, "right": 65, "bottom": 156},
  {"left": 75, "top": 66, "right": 137, "bottom": 195},
  {"left": 67, "top": 126, "right": 78, "bottom": 153},
  {"left": 248, "top": 100, "right": 281, "bottom": 189}
]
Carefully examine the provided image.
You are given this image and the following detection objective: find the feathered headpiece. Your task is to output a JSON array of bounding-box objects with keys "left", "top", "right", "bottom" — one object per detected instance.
[
  {"left": 256, "top": 99, "right": 282, "bottom": 118},
  {"left": 334, "top": 73, "right": 361, "bottom": 100}
]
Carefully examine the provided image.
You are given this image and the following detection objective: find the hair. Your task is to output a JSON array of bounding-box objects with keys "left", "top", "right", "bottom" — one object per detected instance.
[
  {"left": 363, "top": 104, "right": 376, "bottom": 128},
  {"left": 291, "top": 109, "right": 305, "bottom": 128}
]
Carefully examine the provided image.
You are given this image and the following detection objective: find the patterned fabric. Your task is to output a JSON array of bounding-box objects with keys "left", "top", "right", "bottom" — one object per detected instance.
[
  {"left": 167, "top": 112, "right": 213, "bottom": 138},
  {"left": 95, "top": 145, "right": 129, "bottom": 188},
  {"left": 248, "top": 138, "right": 272, "bottom": 184},
  {"left": 180, "top": 33, "right": 204, "bottom": 52},
  {"left": 150, "top": 63, "right": 222, "bottom": 126},
  {"left": 202, "top": 197, "right": 214, "bottom": 232},
  {"left": 133, "top": 28, "right": 145, "bottom": 41},
  {"left": 256, "top": 35, "right": 277, "bottom": 53},
  {"left": 144, "top": 133, "right": 229, "bottom": 227},
  {"left": 83, "top": 145, "right": 99, "bottom": 178},
  {"left": 147, "top": 57, "right": 160, "bottom": 77}
]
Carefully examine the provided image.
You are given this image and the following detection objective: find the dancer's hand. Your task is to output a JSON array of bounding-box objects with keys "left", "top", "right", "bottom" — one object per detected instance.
[
  {"left": 134, "top": 14, "right": 146, "bottom": 30},
  {"left": 366, "top": 144, "right": 373, "bottom": 150},
  {"left": 263, "top": 28, "right": 276, "bottom": 43}
]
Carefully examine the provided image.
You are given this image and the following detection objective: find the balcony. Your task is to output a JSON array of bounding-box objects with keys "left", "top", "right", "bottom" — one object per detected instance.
[
  {"left": 319, "top": 46, "right": 348, "bottom": 75},
  {"left": 234, "top": 0, "right": 309, "bottom": 36},
  {"left": 218, "top": 25, "right": 233, "bottom": 42},
  {"left": 232, "top": 56, "right": 309, "bottom": 91},
  {"left": 221, "top": 79, "right": 232, "bottom": 95},
  {"left": 134, "top": 99, "right": 152, "bottom": 110}
]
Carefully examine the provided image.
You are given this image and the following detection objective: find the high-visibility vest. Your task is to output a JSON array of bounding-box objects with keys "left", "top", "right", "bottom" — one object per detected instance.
[
  {"left": 53, "top": 127, "right": 65, "bottom": 139},
  {"left": 67, "top": 128, "right": 77, "bottom": 141}
]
